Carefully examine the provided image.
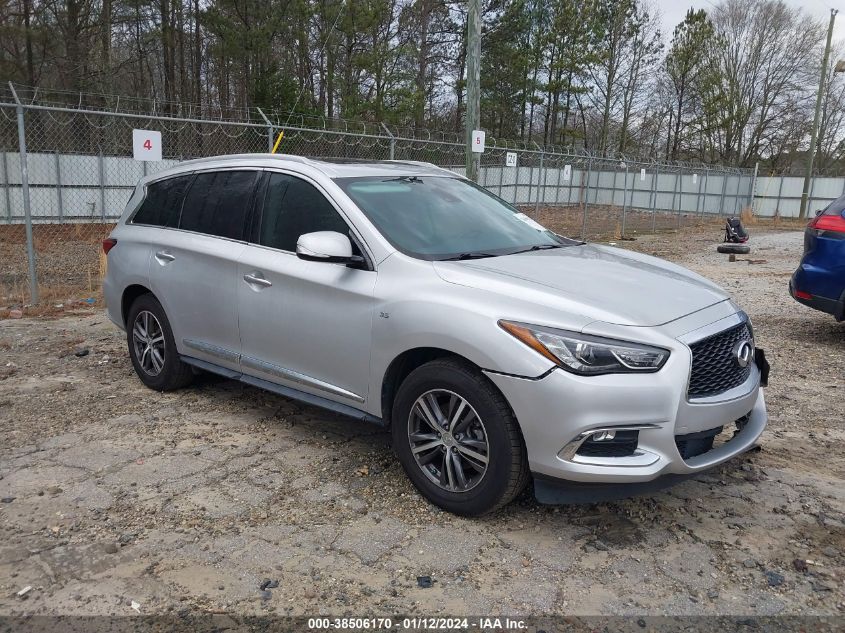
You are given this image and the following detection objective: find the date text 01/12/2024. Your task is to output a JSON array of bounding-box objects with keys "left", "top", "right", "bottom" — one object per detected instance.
[{"left": 306, "top": 617, "right": 528, "bottom": 630}]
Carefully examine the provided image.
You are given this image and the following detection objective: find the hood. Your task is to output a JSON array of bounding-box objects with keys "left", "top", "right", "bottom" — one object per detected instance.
[{"left": 433, "top": 244, "right": 729, "bottom": 327}]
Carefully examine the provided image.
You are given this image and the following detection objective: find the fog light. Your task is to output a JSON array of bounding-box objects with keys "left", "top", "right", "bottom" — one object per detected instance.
[{"left": 591, "top": 430, "right": 616, "bottom": 442}]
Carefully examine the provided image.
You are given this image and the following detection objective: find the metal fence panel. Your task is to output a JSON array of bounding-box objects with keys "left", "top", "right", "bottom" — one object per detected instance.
[{"left": 752, "top": 175, "right": 840, "bottom": 218}]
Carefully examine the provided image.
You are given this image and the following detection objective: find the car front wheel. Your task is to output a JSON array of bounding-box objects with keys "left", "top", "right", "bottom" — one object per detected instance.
[{"left": 391, "top": 358, "right": 529, "bottom": 516}]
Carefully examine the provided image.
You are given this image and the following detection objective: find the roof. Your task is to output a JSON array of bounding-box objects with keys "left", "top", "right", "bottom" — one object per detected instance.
[{"left": 167, "top": 154, "right": 459, "bottom": 179}]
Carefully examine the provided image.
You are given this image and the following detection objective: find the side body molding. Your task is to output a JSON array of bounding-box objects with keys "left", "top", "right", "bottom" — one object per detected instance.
[{"left": 181, "top": 339, "right": 365, "bottom": 403}]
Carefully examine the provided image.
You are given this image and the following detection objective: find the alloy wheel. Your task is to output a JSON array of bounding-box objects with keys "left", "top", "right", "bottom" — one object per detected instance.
[
  {"left": 407, "top": 389, "right": 489, "bottom": 492},
  {"left": 132, "top": 310, "right": 166, "bottom": 376}
]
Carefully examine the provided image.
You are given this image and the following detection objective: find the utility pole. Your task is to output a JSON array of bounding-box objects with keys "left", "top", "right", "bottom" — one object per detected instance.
[
  {"left": 465, "top": 0, "right": 481, "bottom": 182},
  {"left": 800, "top": 8, "right": 837, "bottom": 220}
]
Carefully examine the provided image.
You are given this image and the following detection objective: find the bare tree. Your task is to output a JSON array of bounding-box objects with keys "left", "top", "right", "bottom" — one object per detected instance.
[
  {"left": 814, "top": 41, "right": 845, "bottom": 173},
  {"left": 703, "top": 0, "right": 823, "bottom": 166},
  {"left": 616, "top": 0, "right": 661, "bottom": 154},
  {"left": 664, "top": 8, "right": 714, "bottom": 160}
]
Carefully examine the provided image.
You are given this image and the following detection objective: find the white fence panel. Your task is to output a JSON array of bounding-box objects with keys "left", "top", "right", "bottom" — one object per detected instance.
[{"left": 3, "top": 147, "right": 842, "bottom": 223}]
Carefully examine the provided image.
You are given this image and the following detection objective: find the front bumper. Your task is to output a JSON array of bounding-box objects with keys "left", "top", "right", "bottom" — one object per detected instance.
[{"left": 484, "top": 355, "right": 767, "bottom": 493}]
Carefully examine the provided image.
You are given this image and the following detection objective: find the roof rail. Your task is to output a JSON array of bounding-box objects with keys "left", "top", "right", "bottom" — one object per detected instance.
[
  {"left": 387, "top": 159, "right": 437, "bottom": 168},
  {"left": 176, "top": 153, "right": 314, "bottom": 168},
  {"left": 385, "top": 159, "right": 454, "bottom": 175}
]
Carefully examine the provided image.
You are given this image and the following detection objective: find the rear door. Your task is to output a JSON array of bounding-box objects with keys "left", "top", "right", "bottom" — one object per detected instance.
[
  {"left": 236, "top": 171, "right": 377, "bottom": 405},
  {"left": 149, "top": 169, "right": 259, "bottom": 370},
  {"left": 113, "top": 175, "right": 191, "bottom": 327}
]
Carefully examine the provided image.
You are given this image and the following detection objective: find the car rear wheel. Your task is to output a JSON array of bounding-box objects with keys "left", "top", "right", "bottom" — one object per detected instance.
[
  {"left": 391, "top": 358, "right": 529, "bottom": 516},
  {"left": 126, "top": 293, "right": 193, "bottom": 391}
]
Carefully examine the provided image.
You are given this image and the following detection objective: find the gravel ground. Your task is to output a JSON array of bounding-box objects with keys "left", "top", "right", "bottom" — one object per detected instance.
[
  {"left": 0, "top": 228, "right": 843, "bottom": 618},
  {"left": 0, "top": 223, "right": 111, "bottom": 306}
]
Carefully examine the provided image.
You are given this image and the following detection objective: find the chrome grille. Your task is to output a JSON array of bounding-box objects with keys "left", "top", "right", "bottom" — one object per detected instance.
[{"left": 688, "top": 322, "right": 753, "bottom": 399}]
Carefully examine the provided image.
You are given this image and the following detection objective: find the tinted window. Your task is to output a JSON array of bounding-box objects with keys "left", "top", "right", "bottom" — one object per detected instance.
[
  {"left": 132, "top": 175, "right": 191, "bottom": 227},
  {"left": 179, "top": 170, "right": 258, "bottom": 240},
  {"left": 823, "top": 194, "right": 845, "bottom": 216},
  {"left": 258, "top": 173, "right": 350, "bottom": 252}
]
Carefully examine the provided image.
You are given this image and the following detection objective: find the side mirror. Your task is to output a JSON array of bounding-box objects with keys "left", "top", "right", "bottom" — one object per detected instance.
[{"left": 296, "top": 231, "right": 361, "bottom": 264}]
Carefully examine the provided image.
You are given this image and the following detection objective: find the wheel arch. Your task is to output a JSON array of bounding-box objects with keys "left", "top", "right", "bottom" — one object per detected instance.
[
  {"left": 121, "top": 284, "right": 154, "bottom": 327},
  {"left": 380, "top": 347, "right": 515, "bottom": 428}
]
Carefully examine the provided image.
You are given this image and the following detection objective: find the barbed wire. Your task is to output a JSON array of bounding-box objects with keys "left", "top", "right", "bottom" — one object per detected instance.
[{"left": 0, "top": 83, "right": 761, "bottom": 172}]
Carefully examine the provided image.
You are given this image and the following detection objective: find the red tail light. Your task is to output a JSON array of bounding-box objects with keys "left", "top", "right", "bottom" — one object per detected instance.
[
  {"left": 809, "top": 213, "right": 845, "bottom": 233},
  {"left": 794, "top": 289, "right": 813, "bottom": 300},
  {"left": 102, "top": 238, "right": 117, "bottom": 254}
]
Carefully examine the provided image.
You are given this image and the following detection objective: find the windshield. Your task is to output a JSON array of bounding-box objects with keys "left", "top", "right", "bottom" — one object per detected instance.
[{"left": 335, "top": 175, "right": 574, "bottom": 260}]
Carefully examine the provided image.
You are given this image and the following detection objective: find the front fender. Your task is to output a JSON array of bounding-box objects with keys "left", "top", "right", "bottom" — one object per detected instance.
[{"left": 366, "top": 257, "right": 563, "bottom": 416}]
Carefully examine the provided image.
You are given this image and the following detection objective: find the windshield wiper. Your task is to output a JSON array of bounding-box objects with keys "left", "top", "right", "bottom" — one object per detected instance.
[
  {"left": 383, "top": 176, "right": 423, "bottom": 183},
  {"left": 506, "top": 244, "right": 566, "bottom": 255},
  {"left": 440, "top": 252, "right": 499, "bottom": 261}
]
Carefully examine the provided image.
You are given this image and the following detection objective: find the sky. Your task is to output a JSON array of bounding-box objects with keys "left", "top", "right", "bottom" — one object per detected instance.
[{"left": 658, "top": 0, "right": 845, "bottom": 44}]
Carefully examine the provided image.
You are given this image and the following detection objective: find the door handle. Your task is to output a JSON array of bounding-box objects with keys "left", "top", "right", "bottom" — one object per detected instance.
[
  {"left": 155, "top": 250, "right": 175, "bottom": 263},
  {"left": 243, "top": 273, "right": 272, "bottom": 288}
]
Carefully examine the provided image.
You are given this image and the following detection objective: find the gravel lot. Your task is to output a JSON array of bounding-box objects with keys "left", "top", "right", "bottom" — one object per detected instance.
[
  {"left": 0, "top": 228, "right": 843, "bottom": 618},
  {"left": 0, "top": 223, "right": 112, "bottom": 306}
]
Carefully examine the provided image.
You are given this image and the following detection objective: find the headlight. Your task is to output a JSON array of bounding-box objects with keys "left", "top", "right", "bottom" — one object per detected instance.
[{"left": 499, "top": 320, "right": 669, "bottom": 375}]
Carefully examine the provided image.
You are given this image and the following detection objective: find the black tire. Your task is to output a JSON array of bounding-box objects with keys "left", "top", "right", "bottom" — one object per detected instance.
[
  {"left": 126, "top": 293, "right": 193, "bottom": 391},
  {"left": 717, "top": 243, "right": 750, "bottom": 254},
  {"left": 391, "top": 358, "right": 529, "bottom": 516}
]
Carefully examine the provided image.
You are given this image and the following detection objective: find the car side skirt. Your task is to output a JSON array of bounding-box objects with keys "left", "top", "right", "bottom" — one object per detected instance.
[{"left": 180, "top": 355, "right": 385, "bottom": 426}]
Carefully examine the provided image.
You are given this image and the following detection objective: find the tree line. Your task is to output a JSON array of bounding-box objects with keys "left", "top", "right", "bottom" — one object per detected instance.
[{"left": 1, "top": 0, "right": 843, "bottom": 171}]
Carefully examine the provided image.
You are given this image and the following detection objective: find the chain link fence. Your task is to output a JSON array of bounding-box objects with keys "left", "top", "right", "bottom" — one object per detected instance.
[
  {"left": 475, "top": 149, "right": 756, "bottom": 238},
  {"left": 0, "top": 83, "right": 766, "bottom": 307}
]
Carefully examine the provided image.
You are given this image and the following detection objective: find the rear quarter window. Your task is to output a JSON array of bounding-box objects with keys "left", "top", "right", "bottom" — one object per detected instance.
[{"left": 132, "top": 175, "right": 192, "bottom": 227}]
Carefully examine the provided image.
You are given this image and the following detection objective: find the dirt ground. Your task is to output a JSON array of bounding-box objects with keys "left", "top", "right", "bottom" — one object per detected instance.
[
  {"left": 0, "top": 222, "right": 112, "bottom": 308},
  {"left": 0, "top": 227, "right": 843, "bottom": 619}
]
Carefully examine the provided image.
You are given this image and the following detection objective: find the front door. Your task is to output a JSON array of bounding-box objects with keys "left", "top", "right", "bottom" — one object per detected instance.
[{"left": 237, "top": 171, "right": 376, "bottom": 405}]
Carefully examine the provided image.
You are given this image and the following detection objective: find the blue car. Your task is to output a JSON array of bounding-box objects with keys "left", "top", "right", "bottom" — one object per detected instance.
[{"left": 790, "top": 196, "right": 845, "bottom": 321}]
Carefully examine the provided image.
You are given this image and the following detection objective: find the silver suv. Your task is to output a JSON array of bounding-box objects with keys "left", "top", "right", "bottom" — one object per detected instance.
[{"left": 103, "top": 155, "right": 769, "bottom": 515}]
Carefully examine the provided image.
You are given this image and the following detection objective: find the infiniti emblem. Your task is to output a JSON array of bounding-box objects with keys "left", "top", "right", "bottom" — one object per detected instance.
[{"left": 733, "top": 340, "right": 754, "bottom": 368}]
